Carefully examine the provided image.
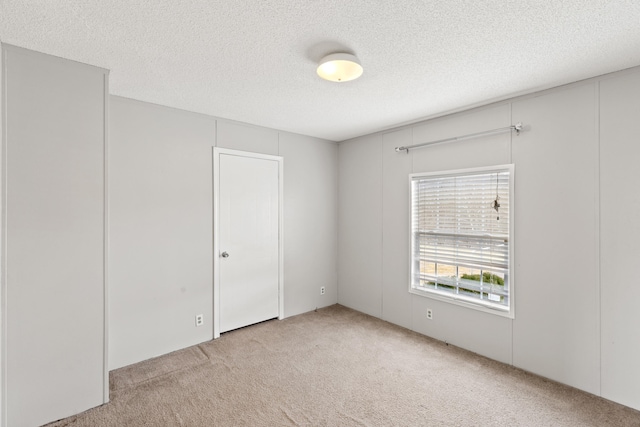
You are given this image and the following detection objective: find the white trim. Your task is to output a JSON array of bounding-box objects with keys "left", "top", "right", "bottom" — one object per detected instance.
[
  {"left": 102, "top": 69, "right": 110, "bottom": 404},
  {"left": 594, "top": 80, "right": 602, "bottom": 391},
  {"left": 0, "top": 42, "right": 7, "bottom": 427},
  {"left": 213, "top": 147, "right": 219, "bottom": 339},
  {"left": 408, "top": 163, "right": 513, "bottom": 181},
  {"left": 409, "top": 288, "right": 514, "bottom": 319},
  {"left": 277, "top": 152, "right": 284, "bottom": 321},
  {"left": 212, "top": 148, "right": 284, "bottom": 339},
  {"left": 407, "top": 163, "right": 515, "bottom": 319}
]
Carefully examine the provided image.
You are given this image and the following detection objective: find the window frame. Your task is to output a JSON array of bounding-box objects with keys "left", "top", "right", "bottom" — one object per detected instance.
[{"left": 408, "top": 164, "right": 515, "bottom": 318}]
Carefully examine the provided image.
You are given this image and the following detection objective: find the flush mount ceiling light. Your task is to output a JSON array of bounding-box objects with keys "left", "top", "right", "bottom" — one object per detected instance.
[{"left": 317, "top": 53, "right": 363, "bottom": 82}]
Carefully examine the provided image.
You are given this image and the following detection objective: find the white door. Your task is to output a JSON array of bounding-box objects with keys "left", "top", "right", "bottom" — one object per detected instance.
[{"left": 213, "top": 148, "right": 283, "bottom": 338}]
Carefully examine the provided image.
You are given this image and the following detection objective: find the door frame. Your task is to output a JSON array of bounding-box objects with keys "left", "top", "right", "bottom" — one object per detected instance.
[{"left": 212, "top": 147, "right": 284, "bottom": 339}]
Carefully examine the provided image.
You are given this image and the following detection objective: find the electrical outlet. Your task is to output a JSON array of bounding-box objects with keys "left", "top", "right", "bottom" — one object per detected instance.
[
  {"left": 195, "top": 314, "right": 204, "bottom": 326},
  {"left": 426, "top": 309, "right": 433, "bottom": 320},
  {"left": 320, "top": 286, "right": 325, "bottom": 295}
]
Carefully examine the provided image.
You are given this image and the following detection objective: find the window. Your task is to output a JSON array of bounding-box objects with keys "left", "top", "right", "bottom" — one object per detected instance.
[{"left": 409, "top": 165, "right": 514, "bottom": 315}]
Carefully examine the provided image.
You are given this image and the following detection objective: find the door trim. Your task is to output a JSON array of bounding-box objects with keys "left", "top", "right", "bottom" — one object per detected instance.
[{"left": 212, "top": 147, "right": 284, "bottom": 339}]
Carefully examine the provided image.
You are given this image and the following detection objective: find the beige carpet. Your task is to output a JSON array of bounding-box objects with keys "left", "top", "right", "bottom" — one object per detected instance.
[{"left": 47, "top": 305, "right": 640, "bottom": 426}]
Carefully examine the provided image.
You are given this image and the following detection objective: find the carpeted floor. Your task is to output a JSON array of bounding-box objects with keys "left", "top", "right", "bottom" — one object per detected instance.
[{"left": 47, "top": 304, "right": 640, "bottom": 426}]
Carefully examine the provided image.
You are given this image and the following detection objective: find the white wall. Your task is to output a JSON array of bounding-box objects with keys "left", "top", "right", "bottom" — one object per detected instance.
[
  {"left": 280, "top": 132, "right": 338, "bottom": 313},
  {"left": 0, "top": 40, "right": 4, "bottom": 427},
  {"left": 600, "top": 71, "right": 640, "bottom": 409},
  {"left": 338, "top": 135, "right": 383, "bottom": 317},
  {"left": 109, "top": 97, "right": 338, "bottom": 369},
  {"left": 109, "top": 98, "right": 217, "bottom": 369},
  {"left": 512, "top": 84, "right": 600, "bottom": 394},
  {"left": 338, "top": 67, "right": 640, "bottom": 411},
  {"left": 1, "top": 45, "right": 108, "bottom": 427}
]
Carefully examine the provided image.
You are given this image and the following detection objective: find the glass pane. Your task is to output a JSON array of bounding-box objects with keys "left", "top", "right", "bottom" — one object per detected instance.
[
  {"left": 434, "top": 263, "right": 457, "bottom": 293},
  {"left": 458, "top": 266, "right": 481, "bottom": 281},
  {"left": 483, "top": 270, "right": 506, "bottom": 303},
  {"left": 436, "top": 263, "right": 456, "bottom": 278},
  {"left": 457, "top": 267, "right": 481, "bottom": 298},
  {"left": 419, "top": 261, "right": 436, "bottom": 288}
]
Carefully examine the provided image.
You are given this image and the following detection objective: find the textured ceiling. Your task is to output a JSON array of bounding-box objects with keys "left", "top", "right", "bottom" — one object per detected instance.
[{"left": 2, "top": 1, "right": 640, "bottom": 141}]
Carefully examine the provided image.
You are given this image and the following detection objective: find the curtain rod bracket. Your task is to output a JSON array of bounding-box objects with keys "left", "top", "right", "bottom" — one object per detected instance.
[{"left": 514, "top": 122, "right": 522, "bottom": 135}]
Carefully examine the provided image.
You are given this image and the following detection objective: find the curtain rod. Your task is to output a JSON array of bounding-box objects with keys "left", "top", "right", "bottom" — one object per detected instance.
[{"left": 395, "top": 123, "right": 523, "bottom": 153}]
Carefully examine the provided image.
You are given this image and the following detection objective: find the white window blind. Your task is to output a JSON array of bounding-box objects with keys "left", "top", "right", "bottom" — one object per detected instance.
[{"left": 410, "top": 165, "right": 513, "bottom": 312}]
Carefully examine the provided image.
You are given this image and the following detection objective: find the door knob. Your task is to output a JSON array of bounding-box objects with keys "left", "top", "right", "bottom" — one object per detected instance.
[{"left": 221, "top": 251, "right": 230, "bottom": 258}]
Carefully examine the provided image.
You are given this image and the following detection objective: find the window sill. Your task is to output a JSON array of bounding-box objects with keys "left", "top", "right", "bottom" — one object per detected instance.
[{"left": 409, "top": 286, "right": 514, "bottom": 319}]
